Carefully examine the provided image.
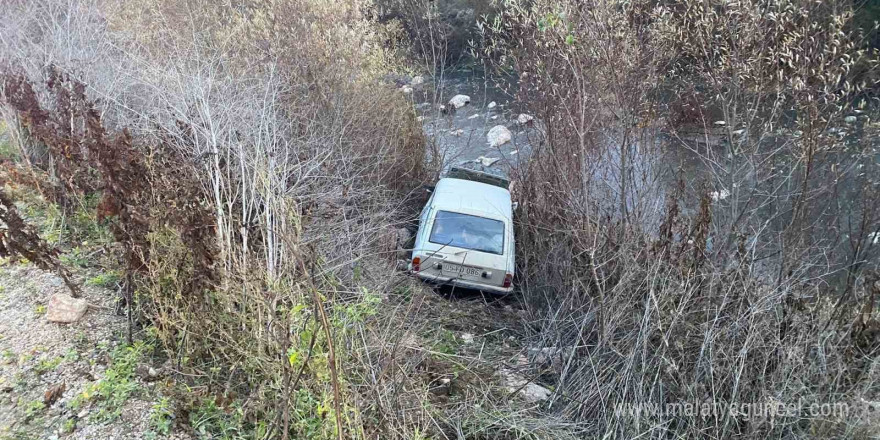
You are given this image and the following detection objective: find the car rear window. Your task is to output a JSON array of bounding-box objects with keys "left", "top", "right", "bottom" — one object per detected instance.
[{"left": 429, "top": 211, "right": 504, "bottom": 255}]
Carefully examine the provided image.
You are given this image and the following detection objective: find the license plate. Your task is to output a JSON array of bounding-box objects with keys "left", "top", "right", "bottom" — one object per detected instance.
[{"left": 444, "top": 264, "right": 481, "bottom": 277}]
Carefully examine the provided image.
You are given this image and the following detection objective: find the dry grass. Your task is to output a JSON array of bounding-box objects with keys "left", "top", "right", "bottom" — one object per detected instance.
[{"left": 483, "top": 0, "right": 880, "bottom": 438}]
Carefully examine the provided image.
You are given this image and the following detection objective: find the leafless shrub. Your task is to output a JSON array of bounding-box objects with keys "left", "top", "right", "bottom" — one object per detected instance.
[
  {"left": 1, "top": 0, "right": 431, "bottom": 437},
  {"left": 484, "top": 0, "right": 880, "bottom": 437}
]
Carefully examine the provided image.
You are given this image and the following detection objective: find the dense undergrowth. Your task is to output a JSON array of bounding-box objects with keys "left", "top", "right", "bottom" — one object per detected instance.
[
  {"left": 2, "top": 0, "right": 880, "bottom": 439},
  {"left": 0, "top": 0, "right": 438, "bottom": 438},
  {"left": 482, "top": 0, "right": 880, "bottom": 438}
]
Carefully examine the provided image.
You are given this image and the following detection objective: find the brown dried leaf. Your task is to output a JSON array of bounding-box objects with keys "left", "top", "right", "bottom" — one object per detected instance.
[{"left": 44, "top": 382, "right": 66, "bottom": 407}]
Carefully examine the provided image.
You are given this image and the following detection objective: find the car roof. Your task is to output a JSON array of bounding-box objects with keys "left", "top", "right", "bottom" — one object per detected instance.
[{"left": 431, "top": 178, "right": 512, "bottom": 221}]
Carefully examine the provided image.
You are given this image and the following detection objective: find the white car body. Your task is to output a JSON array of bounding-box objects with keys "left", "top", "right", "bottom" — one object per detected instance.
[{"left": 411, "top": 176, "right": 515, "bottom": 294}]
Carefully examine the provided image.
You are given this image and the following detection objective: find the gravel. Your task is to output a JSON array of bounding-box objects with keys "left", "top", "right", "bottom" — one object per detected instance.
[{"left": 0, "top": 263, "right": 191, "bottom": 439}]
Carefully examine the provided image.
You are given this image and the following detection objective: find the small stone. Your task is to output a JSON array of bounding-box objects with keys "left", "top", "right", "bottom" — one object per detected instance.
[
  {"left": 46, "top": 293, "right": 88, "bottom": 323},
  {"left": 410, "top": 76, "right": 424, "bottom": 86},
  {"left": 77, "top": 408, "right": 89, "bottom": 419},
  {"left": 475, "top": 156, "right": 500, "bottom": 167},
  {"left": 714, "top": 120, "right": 726, "bottom": 126},
  {"left": 468, "top": 114, "right": 480, "bottom": 119},
  {"left": 461, "top": 333, "right": 474, "bottom": 344},
  {"left": 148, "top": 367, "right": 158, "bottom": 377},
  {"left": 487, "top": 101, "right": 497, "bottom": 109},
  {"left": 517, "top": 114, "right": 534, "bottom": 125},
  {"left": 845, "top": 115, "right": 857, "bottom": 124},
  {"left": 400, "top": 86, "right": 413, "bottom": 94},
  {"left": 395, "top": 259, "right": 409, "bottom": 271},
  {"left": 709, "top": 189, "right": 730, "bottom": 202}
]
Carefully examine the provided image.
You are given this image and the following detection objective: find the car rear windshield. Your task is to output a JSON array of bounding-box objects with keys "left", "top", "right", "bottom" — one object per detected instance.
[{"left": 429, "top": 211, "right": 504, "bottom": 255}]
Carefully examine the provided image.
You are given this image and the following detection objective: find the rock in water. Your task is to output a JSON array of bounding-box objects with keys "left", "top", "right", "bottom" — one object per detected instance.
[
  {"left": 476, "top": 156, "right": 500, "bottom": 167},
  {"left": 46, "top": 293, "right": 88, "bottom": 323},
  {"left": 448, "top": 94, "right": 471, "bottom": 109},
  {"left": 487, "top": 125, "right": 512, "bottom": 147},
  {"left": 487, "top": 101, "right": 497, "bottom": 109},
  {"left": 517, "top": 113, "right": 534, "bottom": 125}
]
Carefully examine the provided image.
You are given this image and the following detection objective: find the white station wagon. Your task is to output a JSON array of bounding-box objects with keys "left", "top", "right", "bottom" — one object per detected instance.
[{"left": 410, "top": 166, "right": 515, "bottom": 294}]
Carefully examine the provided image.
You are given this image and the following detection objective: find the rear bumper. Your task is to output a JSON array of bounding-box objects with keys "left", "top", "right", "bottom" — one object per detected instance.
[{"left": 414, "top": 271, "right": 513, "bottom": 295}]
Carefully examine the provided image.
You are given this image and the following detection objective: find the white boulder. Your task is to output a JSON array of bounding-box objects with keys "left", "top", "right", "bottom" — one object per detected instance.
[
  {"left": 448, "top": 94, "right": 471, "bottom": 109},
  {"left": 487, "top": 125, "right": 512, "bottom": 147},
  {"left": 499, "top": 369, "right": 552, "bottom": 403},
  {"left": 46, "top": 293, "right": 88, "bottom": 323}
]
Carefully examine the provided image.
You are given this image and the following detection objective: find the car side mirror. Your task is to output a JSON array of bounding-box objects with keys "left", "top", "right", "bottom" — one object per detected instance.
[
  {"left": 512, "top": 202, "right": 519, "bottom": 210},
  {"left": 422, "top": 184, "right": 435, "bottom": 193}
]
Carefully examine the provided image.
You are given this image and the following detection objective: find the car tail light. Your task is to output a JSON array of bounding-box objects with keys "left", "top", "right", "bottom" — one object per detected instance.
[
  {"left": 412, "top": 256, "right": 421, "bottom": 272},
  {"left": 503, "top": 273, "right": 513, "bottom": 288}
]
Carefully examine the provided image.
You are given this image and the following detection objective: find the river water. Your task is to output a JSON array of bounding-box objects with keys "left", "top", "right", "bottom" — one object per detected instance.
[
  {"left": 407, "top": 70, "right": 879, "bottom": 282},
  {"left": 409, "top": 71, "right": 531, "bottom": 172}
]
